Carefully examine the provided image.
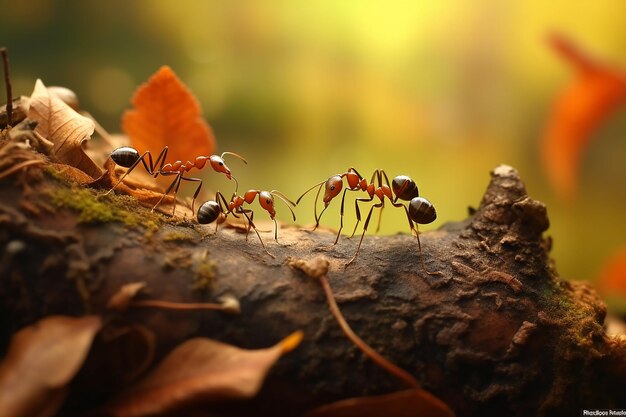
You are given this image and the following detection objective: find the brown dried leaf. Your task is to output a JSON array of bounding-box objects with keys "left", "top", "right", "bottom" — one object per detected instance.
[
  {"left": 303, "top": 389, "right": 456, "bottom": 417},
  {"left": 108, "top": 331, "right": 303, "bottom": 417},
  {"left": 107, "top": 282, "right": 148, "bottom": 312},
  {"left": 122, "top": 66, "right": 216, "bottom": 165},
  {"left": 0, "top": 315, "right": 102, "bottom": 417},
  {"left": 28, "top": 79, "right": 102, "bottom": 179}
]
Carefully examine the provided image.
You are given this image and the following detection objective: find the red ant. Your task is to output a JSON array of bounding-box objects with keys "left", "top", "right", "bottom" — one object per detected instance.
[
  {"left": 105, "top": 146, "right": 247, "bottom": 215},
  {"left": 197, "top": 189, "right": 296, "bottom": 258},
  {"left": 297, "top": 168, "right": 438, "bottom": 273}
]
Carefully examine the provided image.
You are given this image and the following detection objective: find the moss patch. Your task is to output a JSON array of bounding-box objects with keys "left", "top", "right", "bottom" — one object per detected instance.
[
  {"left": 48, "top": 185, "right": 161, "bottom": 231},
  {"left": 193, "top": 259, "right": 217, "bottom": 293},
  {"left": 163, "top": 230, "right": 196, "bottom": 243}
]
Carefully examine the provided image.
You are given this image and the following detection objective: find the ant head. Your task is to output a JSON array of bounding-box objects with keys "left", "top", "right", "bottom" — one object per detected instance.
[
  {"left": 323, "top": 175, "right": 343, "bottom": 206},
  {"left": 197, "top": 200, "right": 222, "bottom": 224},
  {"left": 110, "top": 147, "right": 139, "bottom": 168},
  {"left": 409, "top": 196, "right": 436, "bottom": 224},
  {"left": 209, "top": 155, "right": 231, "bottom": 179},
  {"left": 258, "top": 191, "right": 276, "bottom": 219},
  {"left": 392, "top": 175, "right": 419, "bottom": 201}
]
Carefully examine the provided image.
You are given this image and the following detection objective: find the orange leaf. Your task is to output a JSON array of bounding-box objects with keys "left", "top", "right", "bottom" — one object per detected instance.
[
  {"left": 597, "top": 247, "right": 626, "bottom": 297},
  {"left": 28, "top": 79, "right": 102, "bottom": 179},
  {"left": 303, "top": 389, "right": 456, "bottom": 417},
  {"left": 0, "top": 315, "right": 102, "bottom": 417},
  {"left": 122, "top": 66, "right": 216, "bottom": 165},
  {"left": 108, "top": 331, "right": 303, "bottom": 417},
  {"left": 541, "top": 34, "right": 626, "bottom": 199}
]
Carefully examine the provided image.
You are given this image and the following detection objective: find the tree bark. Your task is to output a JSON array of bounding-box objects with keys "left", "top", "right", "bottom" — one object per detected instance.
[{"left": 0, "top": 159, "right": 624, "bottom": 417}]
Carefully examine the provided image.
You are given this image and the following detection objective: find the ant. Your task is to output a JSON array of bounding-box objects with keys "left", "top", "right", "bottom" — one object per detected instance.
[
  {"left": 197, "top": 189, "right": 296, "bottom": 258},
  {"left": 297, "top": 168, "right": 438, "bottom": 273},
  {"left": 105, "top": 146, "right": 246, "bottom": 215}
]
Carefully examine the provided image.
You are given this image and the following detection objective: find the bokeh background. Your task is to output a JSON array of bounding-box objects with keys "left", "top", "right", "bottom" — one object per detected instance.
[{"left": 2, "top": 1, "right": 626, "bottom": 289}]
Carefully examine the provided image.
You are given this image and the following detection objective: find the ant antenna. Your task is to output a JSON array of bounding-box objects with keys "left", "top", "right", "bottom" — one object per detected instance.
[
  {"left": 270, "top": 190, "right": 297, "bottom": 221},
  {"left": 221, "top": 151, "right": 248, "bottom": 165}
]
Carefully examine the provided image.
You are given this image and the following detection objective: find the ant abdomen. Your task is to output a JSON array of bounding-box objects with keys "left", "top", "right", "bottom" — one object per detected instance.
[
  {"left": 392, "top": 175, "right": 419, "bottom": 201},
  {"left": 110, "top": 147, "right": 140, "bottom": 168},
  {"left": 197, "top": 201, "right": 221, "bottom": 225},
  {"left": 409, "top": 196, "right": 436, "bottom": 224}
]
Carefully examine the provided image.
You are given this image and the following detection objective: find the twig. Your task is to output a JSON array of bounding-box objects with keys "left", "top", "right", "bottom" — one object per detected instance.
[
  {"left": 1, "top": 47, "right": 13, "bottom": 126},
  {"left": 318, "top": 273, "right": 420, "bottom": 389},
  {"left": 0, "top": 159, "right": 45, "bottom": 181}
]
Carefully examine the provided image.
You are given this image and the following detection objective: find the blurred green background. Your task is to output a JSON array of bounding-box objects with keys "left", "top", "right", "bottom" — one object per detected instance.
[{"left": 2, "top": 0, "right": 626, "bottom": 283}]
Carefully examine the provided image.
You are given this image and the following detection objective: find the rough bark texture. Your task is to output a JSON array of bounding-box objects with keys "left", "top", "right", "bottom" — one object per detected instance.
[{"left": 1, "top": 158, "right": 625, "bottom": 417}]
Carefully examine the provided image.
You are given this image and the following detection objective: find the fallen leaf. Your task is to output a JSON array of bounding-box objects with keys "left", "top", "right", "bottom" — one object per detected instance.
[
  {"left": 0, "top": 315, "right": 102, "bottom": 417},
  {"left": 108, "top": 331, "right": 303, "bottom": 417},
  {"left": 303, "top": 389, "right": 455, "bottom": 417},
  {"left": 48, "top": 162, "right": 97, "bottom": 185},
  {"left": 28, "top": 79, "right": 102, "bottom": 179},
  {"left": 541, "top": 33, "right": 626, "bottom": 199},
  {"left": 122, "top": 66, "right": 216, "bottom": 167}
]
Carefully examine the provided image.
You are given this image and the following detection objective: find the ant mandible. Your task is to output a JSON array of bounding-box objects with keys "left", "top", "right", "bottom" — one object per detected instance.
[
  {"left": 297, "top": 168, "right": 438, "bottom": 274},
  {"left": 105, "top": 146, "right": 247, "bottom": 215},
  {"left": 197, "top": 189, "right": 296, "bottom": 258}
]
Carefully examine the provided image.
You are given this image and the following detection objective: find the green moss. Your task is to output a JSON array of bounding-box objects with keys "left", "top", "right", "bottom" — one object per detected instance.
[
  {"left": 193, "top": 259, "right": 217, "bottom": 293},
  {"left": 48, "top": 185, "right": 161, "bottom": 231},
  {"left": 163, "top": 230, "right": 196, "bottom": 242}
]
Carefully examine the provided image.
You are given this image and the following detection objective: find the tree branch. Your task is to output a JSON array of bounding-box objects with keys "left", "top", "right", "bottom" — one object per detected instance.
[{"left": 0, "top": 160, "right": 624, "bottom": 417}]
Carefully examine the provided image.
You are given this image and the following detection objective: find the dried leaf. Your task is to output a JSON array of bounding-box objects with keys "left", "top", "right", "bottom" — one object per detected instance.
[
  {"left": 303, "top": 389, "right": 456, "bottom": 417},
  {"left": 122, "top": 66, "right": 216, "bottom": 166},
  {"left": 108, "top": 331, "right": 303, "bottom": 417},
  {"left": 0, "top": 315, "right": 102, "bottom": 417},
  {"left": 107, "top": 282, "right": 147, "bottom": 311},
  {"left": 28, "top": 79, "right": 102, "bottom": 179},
  {"left": 541, "top": 34, "right": 626, "bottom": 199}
]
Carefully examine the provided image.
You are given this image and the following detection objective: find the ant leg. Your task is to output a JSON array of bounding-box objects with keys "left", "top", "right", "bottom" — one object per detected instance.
[
  {"left": 106, "top": 151, "right": 152, "bottom": 195},
  {"left": 179, "top": 175, "right": 203, "bottom": 213},
  {"left": 211, "top": 192, "right": 231, "bottom": 234},
  {"left": 346, "top": 202, "right": 383, "bottom": 267},
  {"left": 349, "top": 195, "right": 375, "bottom": 238},
  {"left": 375, "top": 204, "right": 384, "bottom": 233},
  {"left": 326, "top": 188, "right": 349, "bottom": 247},
  {"left": 375, "top": 170, "right": 392, "bottom": 233},
  {"left": 151, "top": 146, "right": 169, "bottom": 179},
  {"left": 240, "top": 209, "right": 254, "bottom": 241},
  {"left": 239, "top": 209, "right": 275, "bottom": 258},
  {"left": 152, "top": 171, "right": 181, "bottom": 214},
  {"left": 392, "top": 201, "right": 441, "bottom": 276}
]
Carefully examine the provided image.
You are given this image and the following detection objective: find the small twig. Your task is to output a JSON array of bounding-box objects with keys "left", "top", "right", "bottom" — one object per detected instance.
[
  {"left": 318, "top": 273, "right": 420, "bottom": 389},
  {"left": 288, "top": 256, "right": 419, "bottom": 388},
  {"left": 0, "top": 159, "right": 45, "bottom": 181},
  {"left": 1, "top": 47, "right": 13, "bottom": 126},
  {"left": 126, "top": 295, "right": 240, "bottom": 314}
]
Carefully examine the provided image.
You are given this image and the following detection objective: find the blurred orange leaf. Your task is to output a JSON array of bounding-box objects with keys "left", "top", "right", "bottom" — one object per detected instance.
[
  {"left": 0, "top": 315, "right": 102, "bottom": 417},
  {"left": 108, "top": 331, "right": 303, "bottom": 417},
  {"left": 597, "top": 247, "right": 626, "bottom": 296},
  {"left": 122, "top": 66, "right": 216, "bottom": 165},
  {"left": 28, "top": 79, "right": 102, "bottom": 179},
  {"left": 303, "top": 388, "right": 455, "bottom": 417},
  {"left": 541, "top": 34, "right": 626, "bottom": 199}
]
